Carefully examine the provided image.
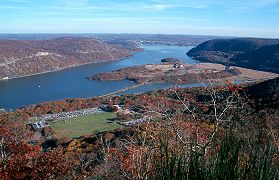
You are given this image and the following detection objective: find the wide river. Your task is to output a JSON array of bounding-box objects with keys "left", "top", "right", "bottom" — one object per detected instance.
[{"left": 0, "top": 45, "right": 196, "bottom": 110}]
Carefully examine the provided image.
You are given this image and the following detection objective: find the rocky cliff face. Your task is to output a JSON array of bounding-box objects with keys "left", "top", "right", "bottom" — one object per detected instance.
[
  {"left": 186, "top": 38, "right": 279, "bottom": 73},
  {"left": 0, "top": 37, "right": 134, "bottom": 79}
]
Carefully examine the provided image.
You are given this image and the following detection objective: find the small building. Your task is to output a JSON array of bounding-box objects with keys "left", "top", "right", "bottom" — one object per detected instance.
[
  {"left": 28, "top": 120, "right": 49, "bottom": 130},
  {"left": 0, "top": 108, "right": 5, "bottom": 114},
  {"left": 225, "top": 65, "right": 231, "bottom": 70},
  {"left": 173, "top": 63, "right": 184, "bottom": 69},
  {"left": 36, "top": 52, "right": 50, "bottom": 56}
]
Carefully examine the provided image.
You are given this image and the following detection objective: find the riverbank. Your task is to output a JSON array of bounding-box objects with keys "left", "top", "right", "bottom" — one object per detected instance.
[
  {"left": 0, "top": 37, "right": 142, "bottom": 80},
  {"left": 0, "top": 53, "right": 137, "bottom": 82}
]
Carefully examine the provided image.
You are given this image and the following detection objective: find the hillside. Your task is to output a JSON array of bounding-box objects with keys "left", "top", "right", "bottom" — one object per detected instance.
[
  {"left": 0, "top": 37, "right": 134, "bottom": 79},
  {"left": 1, "top": 77, "right": 278, "bottom": 179},
  {"left": 231, "top": 44, "right": 279, "bottom": 72},
  {"left": 186, "top": 38, "right": 279, "bottom": 73},
  {"left": 246, "top": 77, "right": 279, "bottom": 109}
]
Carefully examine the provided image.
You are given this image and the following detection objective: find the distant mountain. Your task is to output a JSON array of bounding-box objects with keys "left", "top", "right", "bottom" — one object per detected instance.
[
  {"left": 0, "top": 37, "right": 134, "bottom": 79},
  {"left": 186, "top": 38, "right": 279, "bottom": 73},
  {"left": 94, "top": 34, "right": 221, "bottom": 46},
  {"left": 0, "top": 33, "right": 221, "bottom": 46}
]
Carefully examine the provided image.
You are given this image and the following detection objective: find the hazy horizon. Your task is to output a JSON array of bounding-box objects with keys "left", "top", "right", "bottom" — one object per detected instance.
[
  {"left": 0, "top": 0, "right": 279, "bottom": 38},
  {"left": 0, "top": 32, "right": 278, "bottom": 40}
]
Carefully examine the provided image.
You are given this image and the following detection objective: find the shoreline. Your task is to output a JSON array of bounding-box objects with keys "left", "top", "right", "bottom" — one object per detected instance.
[
  {"left": 4, "top": 73, "right": 279, "bottom": 111},
  {"left": 91, "top": 62, "right": 279, "bottom": 84},
  {"left": 0, "top": 53, "right": 139, "bottom": 82},
  {"left": 0, "top": 44, "right": 192, "bottom": 82}
]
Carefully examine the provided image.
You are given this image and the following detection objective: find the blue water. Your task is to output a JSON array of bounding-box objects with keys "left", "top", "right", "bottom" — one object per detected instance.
[{"left": 0, "top": 45, "right": 196, "bottom": 110}]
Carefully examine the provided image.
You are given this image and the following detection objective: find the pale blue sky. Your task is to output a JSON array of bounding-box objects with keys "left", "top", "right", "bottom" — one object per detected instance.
[{"left": 0, "top": 0, "right": 279, "bottom": 38}]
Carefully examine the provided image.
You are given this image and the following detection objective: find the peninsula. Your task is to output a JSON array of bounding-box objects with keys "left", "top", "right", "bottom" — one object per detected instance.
[{"left": 89, "top": 60, "right": 279, "bottom": 85}]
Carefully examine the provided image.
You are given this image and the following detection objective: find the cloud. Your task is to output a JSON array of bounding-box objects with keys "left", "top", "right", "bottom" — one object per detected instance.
[
  {"left": 5, "top": 0, "right": 29, "bottom": 2},
  {"left": 142, "top": 4, "right": 174, "bottom": 11},
  {"left": 241, "top": 0, "right": 279, "bottom": 7},
  {"left": 0, "top": 5, "right": 25, "bottom": 9},
  {"left": 141, "top": 2, "right": 208, "bottom": 11},
  {"left": 44, "top": 0, "right": 209, "bottom": 14},
  {"left": 161, "top": 0, "right": 279, "bottom": 11},
  {"left": 204, "top": 0, "right": 279, "bottom": 10},
  {"left": 0, "top": 0, "right": 278, "bottom": 38}
]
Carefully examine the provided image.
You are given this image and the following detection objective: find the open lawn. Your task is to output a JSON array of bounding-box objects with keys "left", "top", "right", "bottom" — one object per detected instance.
[{"left": 49, "top": 112, "right": 120, "bottom": 138}]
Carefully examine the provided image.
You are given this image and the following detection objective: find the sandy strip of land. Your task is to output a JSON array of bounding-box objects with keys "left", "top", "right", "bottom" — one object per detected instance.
[{"left": 200, "top": 63, "right": 279, "bottom": 83}]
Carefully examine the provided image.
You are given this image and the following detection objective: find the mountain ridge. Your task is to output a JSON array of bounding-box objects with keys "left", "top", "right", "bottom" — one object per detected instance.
[{"left": 186, "top": 38, "right": 279, "bottom": 73}]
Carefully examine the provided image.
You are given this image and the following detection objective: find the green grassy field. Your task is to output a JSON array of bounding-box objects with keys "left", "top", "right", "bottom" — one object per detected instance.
[{"left": 49, "top": 112, "right": 120, "bottom": 138}]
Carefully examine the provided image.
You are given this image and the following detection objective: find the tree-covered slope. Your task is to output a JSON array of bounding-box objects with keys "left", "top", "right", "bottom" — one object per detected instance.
[{"left": 187, "top": 38, "right": 279, "bottom": 73}]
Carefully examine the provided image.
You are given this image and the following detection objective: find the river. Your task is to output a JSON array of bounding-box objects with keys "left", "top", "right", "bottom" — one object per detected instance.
[{"left": 0, "top": 45, "right": 196, "bottom": 110}]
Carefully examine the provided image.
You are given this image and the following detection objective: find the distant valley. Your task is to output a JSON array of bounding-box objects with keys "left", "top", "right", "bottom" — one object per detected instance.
[
  {"left": 1, "top": 35, "right": 279, "bottom": 109},
  {"left": 0, "top": 34, "right": 221, "bottom": 80}
]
